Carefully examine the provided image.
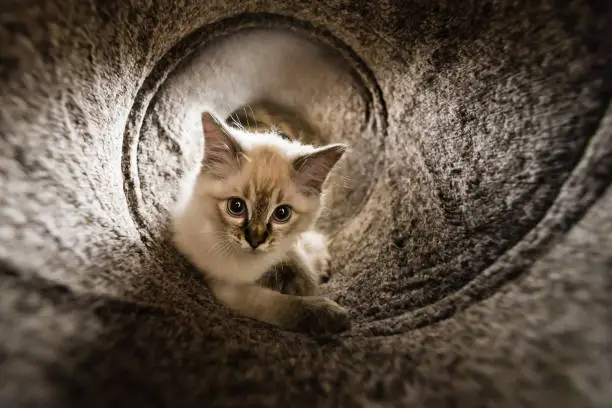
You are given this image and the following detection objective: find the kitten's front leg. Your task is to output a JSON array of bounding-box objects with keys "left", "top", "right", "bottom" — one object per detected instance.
[
  {"left": 208, "top": 278, "right": 350, "bottom": 334},
  {"left": 257, "top": 261, "right": 318, "bottom": 297},
  {"left": 259, "top": 231, "right": 330, "bottom": 296},
  {"left": 279, "top": 246, "right": 319, "bottom": 297}
]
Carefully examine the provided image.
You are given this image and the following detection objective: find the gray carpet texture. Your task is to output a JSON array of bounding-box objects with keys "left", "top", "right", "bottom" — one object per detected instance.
[{"left": 1, "top": 1, "right": 612, "bottom": 407}]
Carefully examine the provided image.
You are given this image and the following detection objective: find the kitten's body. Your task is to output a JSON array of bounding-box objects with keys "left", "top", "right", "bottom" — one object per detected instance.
[{"left": 172, "top": 108, "right": 349, "bottom": 334}]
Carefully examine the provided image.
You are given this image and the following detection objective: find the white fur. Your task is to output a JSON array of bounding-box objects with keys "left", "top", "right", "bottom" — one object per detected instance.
[
  {"left": 229, "top": 126, "right": 318, "bottom": 158},
  {"left": 172, "top": 129, "right": 315, "bottom": 284},
  {"left": 294, "top": 231, "right": 330, "bottom": 274}
]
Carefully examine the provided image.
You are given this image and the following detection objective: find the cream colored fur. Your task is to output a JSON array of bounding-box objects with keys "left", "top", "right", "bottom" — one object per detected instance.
[{"left": 171, "top": 112, "right": 350, "bottom": 334}]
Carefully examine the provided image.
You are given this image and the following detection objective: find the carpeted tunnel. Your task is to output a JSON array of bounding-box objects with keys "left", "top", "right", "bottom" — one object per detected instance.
[{"left": 1, "top": 1, "right": 611, "bottom": 407}]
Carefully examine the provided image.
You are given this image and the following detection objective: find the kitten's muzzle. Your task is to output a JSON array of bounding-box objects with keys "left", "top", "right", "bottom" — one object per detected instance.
[{"left": 244, "top": 223, "right": 269, "bottom": 249}]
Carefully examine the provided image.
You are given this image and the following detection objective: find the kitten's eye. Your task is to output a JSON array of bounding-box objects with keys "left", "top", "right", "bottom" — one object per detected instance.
[
  {"left": 272, "top": 205, "right": 292, "bottom": 223},
  {"left": 227, "top": 197, "right": 246, "bottom": 217}
]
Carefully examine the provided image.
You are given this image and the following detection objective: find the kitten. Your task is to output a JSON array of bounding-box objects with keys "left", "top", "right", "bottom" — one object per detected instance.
[{"left": 172, "top": 111, "right": 350, "bottom": 334}]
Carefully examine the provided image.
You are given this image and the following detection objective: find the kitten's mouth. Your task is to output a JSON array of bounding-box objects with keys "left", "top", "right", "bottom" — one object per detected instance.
[
  {"left": 233, "top": 238, "right": 270, "bottom": 253},
  {"left": 247, "top": 245, "right": 269, "bottom": 254}
]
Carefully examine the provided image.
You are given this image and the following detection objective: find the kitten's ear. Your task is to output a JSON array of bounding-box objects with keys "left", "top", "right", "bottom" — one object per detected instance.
[
  {"left": 292, "top": 144, "right": 347, "bottom": 194},
  {"left": 201, "top": 112, "right": 243, "bottom": 175}
]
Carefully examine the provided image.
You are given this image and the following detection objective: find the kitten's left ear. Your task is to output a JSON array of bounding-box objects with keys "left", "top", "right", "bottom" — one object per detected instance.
[
  {"left": 292, "top": 144, "right": 347, "bottom": 195},
  {"left": 201, "top": 111, "right": 244, "bottom": 175}
]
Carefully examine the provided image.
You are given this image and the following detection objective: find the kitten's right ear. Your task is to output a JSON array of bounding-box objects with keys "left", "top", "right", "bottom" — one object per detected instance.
[
  {"left": 201, "top": 112, "right": 243, "bottom": 175},
  {"left": 292, "top": 144, "right": 347, "bottom": 195}
]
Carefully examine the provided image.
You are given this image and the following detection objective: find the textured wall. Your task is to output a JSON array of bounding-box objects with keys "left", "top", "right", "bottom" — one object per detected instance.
[{"left": 1, "top": 1, "right": 611, "bottom": 406}]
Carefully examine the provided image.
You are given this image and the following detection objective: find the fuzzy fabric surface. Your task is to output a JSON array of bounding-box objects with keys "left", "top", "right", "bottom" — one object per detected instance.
[{"left": 1, "top": 1, "right": 611, "bottom": 407}]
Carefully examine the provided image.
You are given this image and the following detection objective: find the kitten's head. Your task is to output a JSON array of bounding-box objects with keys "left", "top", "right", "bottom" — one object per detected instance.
[{"left": 195, "top": 112, "right": 346, "bottom": 255}]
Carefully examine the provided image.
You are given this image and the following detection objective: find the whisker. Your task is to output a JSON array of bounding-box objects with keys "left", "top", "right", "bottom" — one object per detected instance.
[
  {"left": 229, "top": 111, "right": 245, "bottom": 131},
  {"left": 243, "top": 105, "right": 252, "bottom": 130}
]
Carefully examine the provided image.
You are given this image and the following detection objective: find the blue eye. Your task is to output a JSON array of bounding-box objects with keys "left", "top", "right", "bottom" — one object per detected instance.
[
  {"left": 272, "top": 205, "right": 292, "bottom": 223},
  {"left": 227, "top": 197, "right": 246, "bottom": 216}
]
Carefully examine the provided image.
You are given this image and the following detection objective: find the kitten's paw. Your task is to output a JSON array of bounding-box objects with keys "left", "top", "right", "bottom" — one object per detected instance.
[
  {"left": 299, "top": 231, "right": 332, "bottom": 284},
  {"left": 293, "top": 297, "right": 351, "bottom": 335}
]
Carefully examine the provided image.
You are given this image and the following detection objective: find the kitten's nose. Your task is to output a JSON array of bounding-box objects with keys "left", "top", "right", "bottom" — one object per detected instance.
[{"left": 245, "top": 224, "right": 268, "bottom": 249}]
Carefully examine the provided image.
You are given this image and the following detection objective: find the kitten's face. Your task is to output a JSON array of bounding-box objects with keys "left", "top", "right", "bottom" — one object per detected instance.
[
  {"left": 207, "top": 155, "right": 318, "bottom": 253},
  {"left": 197, "top": 112, "right": 345, "bottom": 255}
]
